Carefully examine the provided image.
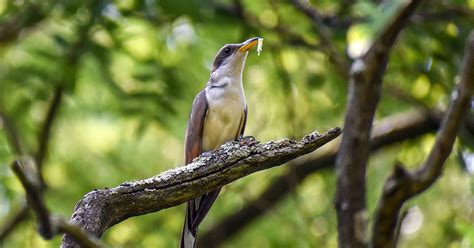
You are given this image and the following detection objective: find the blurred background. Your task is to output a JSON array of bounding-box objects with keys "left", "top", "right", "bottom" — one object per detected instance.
[{"left": 0, "top": 0, "right": 473, "bottom": 247}]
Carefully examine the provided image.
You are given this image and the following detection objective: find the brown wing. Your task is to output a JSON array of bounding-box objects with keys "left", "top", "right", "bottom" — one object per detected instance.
[
  {"left": 239, "top": 105, "right": 248, "bottom": 137},
  {"left": 184, "top": 90, "right": 208, "bottom": 164},
  {"left": 182, "top": 95, "right": 247, "bottom": 246},
  {"left": 190, "top": 105, "right": 247, "bottom": 229},
  {"left": 181, "top": 90, "right": 209, "bottom": 248}
]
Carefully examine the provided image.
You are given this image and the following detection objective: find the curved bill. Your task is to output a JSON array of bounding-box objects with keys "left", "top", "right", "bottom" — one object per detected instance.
[{"left": 238, "top": 37, "right": 261, "bottom": 52}]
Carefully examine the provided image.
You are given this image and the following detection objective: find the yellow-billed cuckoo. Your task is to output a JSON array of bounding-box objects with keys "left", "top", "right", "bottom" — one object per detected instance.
[{"left": 180, "top": 37, "right": 261, "bottom": 248}]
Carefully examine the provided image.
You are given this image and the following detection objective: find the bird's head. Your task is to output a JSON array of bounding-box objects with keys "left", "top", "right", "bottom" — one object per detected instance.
[{"left": 209, "top": 37, "right": 261, "bottom": 85}]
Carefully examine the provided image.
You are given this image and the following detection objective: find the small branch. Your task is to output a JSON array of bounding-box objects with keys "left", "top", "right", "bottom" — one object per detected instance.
[
  {"left": 372, "top": 31, "right": 474, "bottom": 248},
  {"left": 35, "top": 87, "right": 63, "bottom": 188},
  {"left": 199, "top": 109, "right": 441, "bottom": 247},
  {"left": 10, "top": 160, "right": 103, "bottom": 247},
  {"left": 0, "top": 75, "right": 65, "bottom": 244},
  {"left": 36, "top": 87, "right": 63, "bottom": 169},
  {"left": 0, "top": 72, "right": 65, "bottom": 245},
  {"left": 11, "top": 160, "right": 54, "bottom": 238},
  {"left": 0, "top": 3, "right": 94, "bottom": 242},
  {"left": 61, "top": 128, "right": 341, "bottom": 247},
  {"left": 1, "top": 2, "right": 102, "bottom": 246},
  {"left": 0, "top": 108, "right": 30, "bottom": 244},
  {"left": 334, "top": 1, "right": 422, "bottom": 247}
]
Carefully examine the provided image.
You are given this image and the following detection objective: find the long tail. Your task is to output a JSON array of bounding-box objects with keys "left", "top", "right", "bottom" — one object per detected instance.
[
  {"left": 180, "top": 189, "right": 221, "bottom": 248},
  {"left": 181, "top": 202, "right": 197, "bottom": 248}
]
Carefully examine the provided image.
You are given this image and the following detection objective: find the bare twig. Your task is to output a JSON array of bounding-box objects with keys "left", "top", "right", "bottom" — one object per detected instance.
[
  {"left": 11, "top": 160, "right": 53, "bottom": 238},
  {"left": 35, "top": 87, "right": 63, "bottom": 188},
  {"left": 61, "top": 128, "right": 341, "bottom": 247},
  {"left": 199, "top": 109, "right": 440, "bottom": 247},
  {"left": 0, "top": 88, "right": 64, "bottom": 242},
  {"left": 372, "top": 31, "right": 474, "bottom": 248},
  {"left": 334, "top": 1, "right": 422, "bottom": 247}
]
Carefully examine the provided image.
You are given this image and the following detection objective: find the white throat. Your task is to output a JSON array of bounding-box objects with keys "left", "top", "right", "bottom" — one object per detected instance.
[
  {"left": 203, "top": 55, "right": 247, "bottom": 151},
  {"left": 208, "top": 52, "right": 248, "bottom": 90}
]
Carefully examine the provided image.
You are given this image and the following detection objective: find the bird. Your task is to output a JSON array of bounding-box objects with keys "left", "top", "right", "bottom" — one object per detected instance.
[{"left": 180, "top": 37, "right": 261, "bottom": 248}]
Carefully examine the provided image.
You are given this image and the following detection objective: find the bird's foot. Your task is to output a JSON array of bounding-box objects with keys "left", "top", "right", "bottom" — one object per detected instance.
[
  {"left": 237, "top": 136, "right": 259, "bottom": 146},
  {"left": 200, "top": 151, "right": 214, "bottom": 158}
]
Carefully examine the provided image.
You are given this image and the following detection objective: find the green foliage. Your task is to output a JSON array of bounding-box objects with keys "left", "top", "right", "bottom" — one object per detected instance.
[{"left": 0, "top": 0, "right": 473, "bottom": 247}]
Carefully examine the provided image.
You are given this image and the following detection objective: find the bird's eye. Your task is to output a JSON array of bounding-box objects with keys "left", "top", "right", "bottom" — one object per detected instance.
[{"left": 223, "top": 47, "right": 232, "bottom": 56}]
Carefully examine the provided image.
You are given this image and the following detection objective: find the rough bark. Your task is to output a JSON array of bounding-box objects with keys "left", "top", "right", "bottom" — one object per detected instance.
[
  {"left": 334, "top": 1, "right": 422, "bottom": 247},
  {"left": 61, "top": 128, "right": 341, "bottom": 247},
  {"left": 372, "top": 31, "right": 474, "bottom": 248}
]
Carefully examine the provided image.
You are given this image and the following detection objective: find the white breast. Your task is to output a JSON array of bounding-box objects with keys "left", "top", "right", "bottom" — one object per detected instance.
[{"left": 202, "top": 86, "right": 246, "bottom": 151}]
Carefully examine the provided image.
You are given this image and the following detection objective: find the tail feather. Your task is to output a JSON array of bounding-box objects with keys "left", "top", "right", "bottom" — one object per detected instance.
[
  {"left": 181, "top": 204, "right": 197, "bottom": 248},
  {"left": 180, "top": 189, "right": 221, "bottom": 248}
]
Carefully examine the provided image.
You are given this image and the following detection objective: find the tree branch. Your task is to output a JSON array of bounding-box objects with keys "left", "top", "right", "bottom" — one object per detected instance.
[
  {"left": 60, "top": 128, "right": 341, "bottom": 247},
  {"left": 372, "top": 31, "right": 474, "bottom": 248},
  {"left": 199, "top": 109, "right": 441, "bottom": 247},
  {"left": 35, "top": 87, "right": 63, "bottom": 188},
  {"left": 0, "top": 88, "right": 64, "bottom": 242},
  {"left": 11, "top": 160, "right": 103, "bottom": 248},
  {"left": 334, "top": 1, "right": 422, "bottom": 247},
  {"left": 0, "top": 1, "right": 95, "bottom": 241},
  {"left": 11, "top": 160, "right": 53, "bottom": 238}
]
